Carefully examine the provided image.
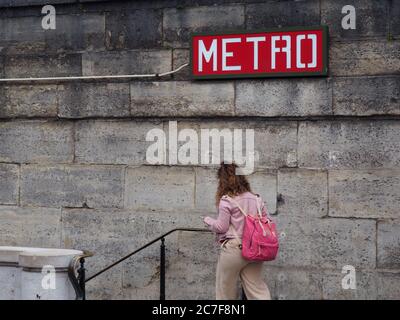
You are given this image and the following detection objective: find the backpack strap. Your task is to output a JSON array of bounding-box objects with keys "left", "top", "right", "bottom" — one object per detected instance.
[
  {"left": 223, "top": 194, "right": 268, "bottom": 239},
  {"left": 224, "top": 195, "right": 248, "bottom": 217},
  {"left": 255, "top": 194, "right": 263, "bottom": 218},
  {"left": 224, "top": 194, "right": 263, "bottom": 218}
]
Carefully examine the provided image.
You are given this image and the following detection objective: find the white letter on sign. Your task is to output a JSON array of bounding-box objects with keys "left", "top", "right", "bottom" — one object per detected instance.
[
  {"left": 246, "top": 36, "right": 266, "bottom": 70},
  {"left": 271, "top": 36, "right": 291, "bottom": 69},
  {"left": 222, "top": 38, "right": 241, "bottom": 71},
  {"left": 296, "top": 34, "right": 317, "bottom": 69},
  {"left": 308, "top": 34, "right": 317, "bottom": 68},
  {"left": 198, "top": 39, "right": 217, "bottom": 72}
]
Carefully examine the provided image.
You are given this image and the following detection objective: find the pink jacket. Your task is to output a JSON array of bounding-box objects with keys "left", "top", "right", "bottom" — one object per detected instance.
[{"left": 204, "top": 192, "right": 268, "bottom": 243}]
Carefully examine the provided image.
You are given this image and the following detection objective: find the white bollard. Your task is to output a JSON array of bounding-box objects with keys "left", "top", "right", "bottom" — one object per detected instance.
[
  {"left": 0, "top": 247, "right": 85, "bottom": 300},
  {"left": 19, "top": 249, "right": 83, "bottom": 300},
  {"left": 0, "top": 247, "right": 27, "bottom": 300}
]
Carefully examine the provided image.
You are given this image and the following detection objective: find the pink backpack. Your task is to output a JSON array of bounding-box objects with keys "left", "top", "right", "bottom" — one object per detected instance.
[{"left": 230, "top": 195, "right": 279, "bottom": 262}]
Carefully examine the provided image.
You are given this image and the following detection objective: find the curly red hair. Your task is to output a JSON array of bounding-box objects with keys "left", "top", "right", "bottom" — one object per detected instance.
[{"left": 215, "top": 162, "right": 251, "bottom": 207}]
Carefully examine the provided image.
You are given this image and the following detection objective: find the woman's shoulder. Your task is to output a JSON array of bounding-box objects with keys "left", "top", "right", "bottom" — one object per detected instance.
[
  {"left": 220, "top": 192, "right": 262, "bottom": 203},
  {"left": 218, "top": 195, "right": 233, "bottom": 211},
  {"left": 235, "top": 191, "right": 260, "bottom": 200}
]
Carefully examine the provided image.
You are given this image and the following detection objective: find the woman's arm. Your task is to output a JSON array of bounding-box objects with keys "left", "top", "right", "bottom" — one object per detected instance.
[{"left": 203, "top": 198, "right": 231, "bottom": 233}]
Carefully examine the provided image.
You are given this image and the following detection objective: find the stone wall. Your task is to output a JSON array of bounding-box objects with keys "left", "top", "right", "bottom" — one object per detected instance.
[{"left": 0, "top": 0, "right": 399, "bottom": 299}]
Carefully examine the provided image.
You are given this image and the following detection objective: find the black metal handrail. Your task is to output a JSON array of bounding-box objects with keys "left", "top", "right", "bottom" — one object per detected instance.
[
  {"left": 68, "top": 251, "right": 94, "bottom": 300},
  {"left": 81, "top": 228, "right": 212, "bottom": 300}
]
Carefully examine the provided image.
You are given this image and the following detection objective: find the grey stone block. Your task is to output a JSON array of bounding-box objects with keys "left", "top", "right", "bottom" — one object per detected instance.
[
  {"left": 270, "top": 213, "right": 314, "bottom": 268},
  {"left": 194, "top": 166, "right": 277, "bottom": 214},
  {"left": 163, "top": 120, "right": 297, "bottom": 169},
  {"left": 0, "top": 120, "right": 74, "bottom": 163},
  {"left": 321, "top": 269, "right": 377, "bottom": 300},
  {"left": 124, "top": 166, "right": 195, "bottom": 210},
  {"left": 163, "top": 5, "right": 245, "bottom": 47},
  {"left": 0, "top": 55, "right": 4, "bottom": 77},
  {"left": 247, "top": 169, "right": 277, "bottom": 215},
  {"left": 82, "top": 49, "right": 171, "bottom": 76},
  {"left": 333, "top": 76, "right": 400, "bottom": 116},
  {"left": 163, "top": 120, "right": 201, "bottom": 166},
  {"left": 0, "top": 0, "right": 75, "bottom": 8},
  {"left": 122, "top": 249, "right": 165, "bottom": 297},
  {"left": 310, "top": 218, "right": 376, "bottom": 269},
  {"left": 105, "top": 9, "right": 162, "bottom": 49},
  {"left": 298, "top": 121, "right": 400, "bottom": 169},
  {"left": 61, "top": 207, "right": 126, "bottom": 299},
  {"left": 0, "top": 205, "right": 61, "bottom": 247},
  {"left": 46, "top": 13, "right": 105, "bottom": 53},
  {"left": 172, "top": 49, "right": 190, "bottom": 80},
  {"left": 62, "top": 208, "right": 204, "bottom": 258},
  {"left": 0, "top": 14, "right": 104, "bottom": 54},
  {"left": 165, "top": 257, "right": 215, "bottom": 299},
  {"left": 4, "top": 54, "right": 82, "bottom": 78},
  {"left": 75, "top": 120, "right": 163, "bottom": 165},
  {"left": 329, "top": 170, "right": 400, "bottom": 219},
  {"left": 376, "top": 272, "right": 400, "bottom": 299},
  {"left": 251, "top": 121, "right": 298, "bottom": 169},
  {"left": 321, "top": 0, "right": 389, "bottom": 39},
  {"left": 58, "top": 83, "right": 130, "bottom": 118},
  {"left": 0, "top": 85, "right": 58, "bottom": 118},
  {"left": 165, "top": 231, "right": 219, "bottom": 299},
  {"left": 377, "top": 220, "right": 400, "bottom": 269},
  {"left": 0, "top": 164, "right": 19, "bottom": 205},
  {"left": 194, "top": 167, "right": 218, "bottom": 213},
  {"left": 130, "top": 81, "right": 235, "bottom": 117},
  {"left": 390, "top": 0, "right": 400, "bottom": 36},
  {"left": 272, "top": 215, "right": 376, "bottom": 269},
  {"left": 0, "top": 16, "right": 46, "bottom": 54},
  {"left": 62, "top": 208, "right": 136, "bottom": 257},
  {"left": 264, "top": 266, "right": 323, "bottom": 300},
  {"left": 195, "top": 120, "right": 298, "bottom": 169},
  {"left": 277, "top": 169, "right": 328, "bottom": 218},
  {"left": 176, "top": 230, "right": 218, "bottom": 264},
  {"left": 235, "top": 79, "right": 332, "bottom": 117},
  {"left": 78, "top": 0, "right": 244, "bottom": 12},
  {"left": 86, "top": 265, "right": 124, "bottom": 300},
  {"left": 62, "top": 209, "right": 179, "bottom": 263},
  {"left": 246, "top": 0, "right": 320, "bottom": 29},
  {"left": 122, "top": 279, "right": 159, "bottom": 299},
  {"left": 0, "top": 4, "right": 80, "bottom": 18},
  {"left": 330, "top": 40, "right": 400, "bottom": 76},
  {"left": 20, "top": 164, "right": 124, "bottom": 208}
]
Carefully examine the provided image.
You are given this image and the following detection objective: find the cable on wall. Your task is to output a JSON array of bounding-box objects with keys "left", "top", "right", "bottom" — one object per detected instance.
[{"left": 0, "top": 63, "right": 189, "bottom": 83}]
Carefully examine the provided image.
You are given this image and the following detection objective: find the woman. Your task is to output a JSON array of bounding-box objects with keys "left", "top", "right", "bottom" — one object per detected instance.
[{"left": 203, "top": 162, "right": 271, "bottom": 300}]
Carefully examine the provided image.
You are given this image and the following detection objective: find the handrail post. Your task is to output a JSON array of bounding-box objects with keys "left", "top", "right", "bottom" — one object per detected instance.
[
  {"left": 241, "top": 288, "right": 247, "bottom": 300},
  {"left": 78, "top": 258, "right": 86, "bottom": 300},
  {"left": 160, "top": 237, "right": 166, "bottom": 300}
]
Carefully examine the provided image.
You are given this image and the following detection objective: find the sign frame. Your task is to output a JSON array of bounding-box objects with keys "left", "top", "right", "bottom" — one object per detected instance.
[{"left": 190, "top": 25, "right": 329, "bottom": 80}]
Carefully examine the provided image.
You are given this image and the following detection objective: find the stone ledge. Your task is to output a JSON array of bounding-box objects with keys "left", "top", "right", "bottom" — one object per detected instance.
[
  {"left": 0, "top": 0, "right": 76, "bottom": 8},
  {"left": 0, "top": 246, "right": 82, "bottom": 266}
]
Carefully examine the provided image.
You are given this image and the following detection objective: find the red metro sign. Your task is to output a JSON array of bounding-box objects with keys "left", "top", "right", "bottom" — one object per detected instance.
[{"left": 191, "top": 26, "right": 328, "bottom": 79}]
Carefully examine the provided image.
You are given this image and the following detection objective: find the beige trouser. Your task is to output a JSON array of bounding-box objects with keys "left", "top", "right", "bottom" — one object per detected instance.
[{"left": 216, "top": 237, "right": 271, "bottom": 300}]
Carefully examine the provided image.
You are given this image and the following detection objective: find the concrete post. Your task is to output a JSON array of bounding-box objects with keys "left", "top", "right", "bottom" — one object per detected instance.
[
  {"left": 0, "top": 247, "right": 27, "bottom": 300},
  {"left": 0, "top": 247, "right": 84, "bottom": 300}
]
